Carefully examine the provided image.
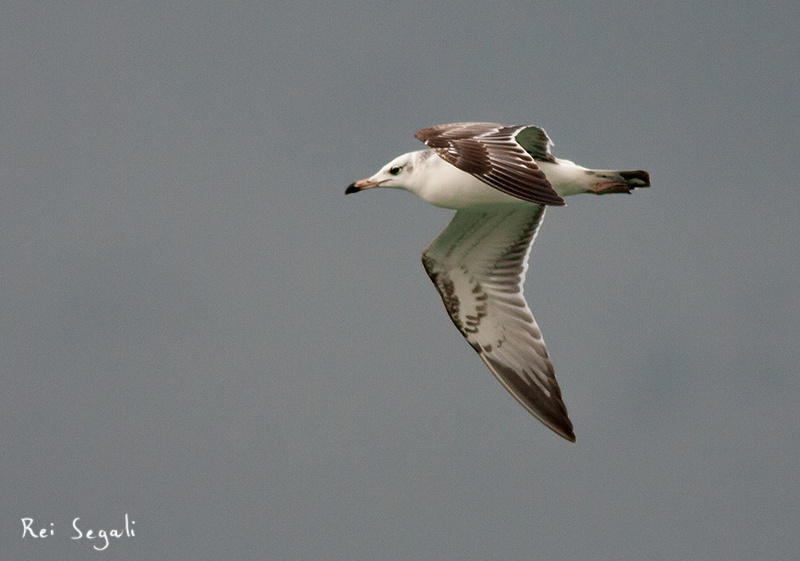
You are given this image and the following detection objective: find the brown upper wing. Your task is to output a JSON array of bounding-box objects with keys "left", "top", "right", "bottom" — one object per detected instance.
[{"left": 415, "top": 122, "right": 566, "bottom": 206}]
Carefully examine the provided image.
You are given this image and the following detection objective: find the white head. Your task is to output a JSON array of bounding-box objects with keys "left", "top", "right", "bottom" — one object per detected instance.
[{"left": 345, "top": 150, "right": 432, "bottom": 197}]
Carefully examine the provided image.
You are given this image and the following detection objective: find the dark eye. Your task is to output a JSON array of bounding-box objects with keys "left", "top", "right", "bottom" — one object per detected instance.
[{"left": 388, "top": 166, "right": 402, "bottom": 176}]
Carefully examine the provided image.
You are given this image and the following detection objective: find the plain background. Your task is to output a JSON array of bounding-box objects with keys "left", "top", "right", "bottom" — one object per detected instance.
[{"left": 2, "top": 1, "right": 798, "bottom": 560}]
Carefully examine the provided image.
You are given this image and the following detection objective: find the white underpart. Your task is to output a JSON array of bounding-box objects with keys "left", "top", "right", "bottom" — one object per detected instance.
[
  {"left": 413, "top": 154, "right": 525, "bottom": 208},
  {"left": 536, "top": 159, "right": 597, "bottom": 197},
  {"left": 373, "top": 150, "right": 608, "bottom": 209}
]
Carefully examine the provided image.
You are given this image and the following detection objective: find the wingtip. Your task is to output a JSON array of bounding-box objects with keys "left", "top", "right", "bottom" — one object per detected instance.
[
  {"left": 538, "top": 184, "right": 567, "bottom": 207},
  {"left": 477, "top": 354, "right": 576, "bottom": 442},
  {"left": 545, "top": 191, "right": 567, "bottom": 207},
  {"left": 540, "top": 412, "right": 576, "bottom": 442},
  {"left": 551, "top": 416, "right": 576, "bottom": 442}
]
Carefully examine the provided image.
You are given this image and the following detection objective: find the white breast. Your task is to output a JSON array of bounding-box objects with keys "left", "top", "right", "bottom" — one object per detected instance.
[{"left": 413, "top": 155, "right": 532, "bottom": 209}]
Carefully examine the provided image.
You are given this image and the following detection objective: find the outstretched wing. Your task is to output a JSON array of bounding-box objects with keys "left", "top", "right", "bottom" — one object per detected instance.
[
  {"left": 415, "top": 122, "right": 566, "bottom": 207},
  {"left": 421, "top": 205, "right": 575, "bottom": 441}
]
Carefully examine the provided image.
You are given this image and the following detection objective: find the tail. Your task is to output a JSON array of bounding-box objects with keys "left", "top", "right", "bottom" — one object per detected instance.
[
  {"left": 619, "top": 170, "right": 650, "bottom": 189},
  {"left": 590, "top": 169, "right": 650, "bottom": 195}
]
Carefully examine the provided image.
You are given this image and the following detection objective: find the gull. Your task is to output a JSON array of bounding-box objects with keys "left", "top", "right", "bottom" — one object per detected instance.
[{"left": 345, "top": 122, "right": 649, "bottom": 441}]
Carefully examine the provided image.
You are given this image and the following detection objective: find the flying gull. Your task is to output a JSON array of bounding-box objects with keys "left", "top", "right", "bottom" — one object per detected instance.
[{"left": 346, "top": 122, "right": 649, "bottom": 441}]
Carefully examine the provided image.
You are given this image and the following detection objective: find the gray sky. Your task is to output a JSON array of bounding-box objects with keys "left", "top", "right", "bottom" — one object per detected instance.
[{"left": 2, "top": 1, "right": 798, "bottom": 559}]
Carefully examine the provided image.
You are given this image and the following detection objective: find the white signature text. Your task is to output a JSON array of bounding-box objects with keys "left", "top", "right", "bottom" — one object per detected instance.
[{"left": 21, "top": 514, "right": 136, "bottom": 551}]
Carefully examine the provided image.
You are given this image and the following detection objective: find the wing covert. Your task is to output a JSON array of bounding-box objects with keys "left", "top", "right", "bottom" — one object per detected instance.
[{"left": 415, "top": 122, "right": 566, "bottom": 207}]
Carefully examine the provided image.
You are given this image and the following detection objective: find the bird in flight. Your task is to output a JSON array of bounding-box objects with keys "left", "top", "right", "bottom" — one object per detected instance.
[{"left": 346, "top": 122, "right": 649, "bottom": 441}]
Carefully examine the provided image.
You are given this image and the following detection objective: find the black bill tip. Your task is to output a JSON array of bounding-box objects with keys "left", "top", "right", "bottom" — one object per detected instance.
[{"left": 345, "top": 182, "right": 360, "bottom": 195}]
